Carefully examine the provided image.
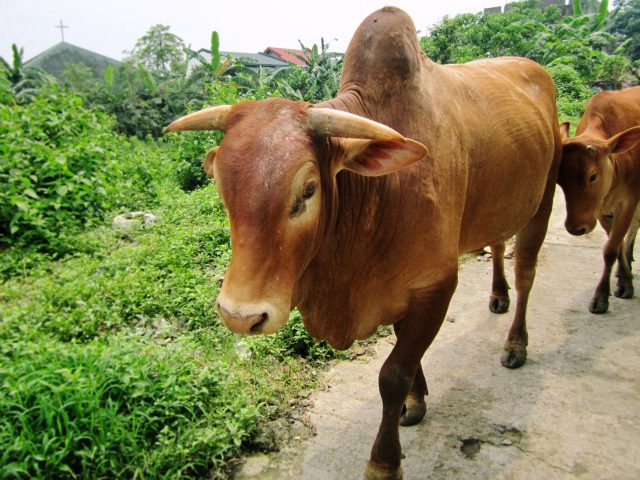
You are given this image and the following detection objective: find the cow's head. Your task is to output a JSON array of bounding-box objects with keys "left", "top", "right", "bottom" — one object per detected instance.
[
  {"left": 558, "top": 121, "right": 640, "bottom": 236},
  {"left": 165, "top": 98, "right": 427, "bottom": 335}
]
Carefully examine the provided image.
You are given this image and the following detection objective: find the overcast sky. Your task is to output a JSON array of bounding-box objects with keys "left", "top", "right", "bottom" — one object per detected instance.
[{"left": 2, "top": 1, "right": 502, "bottom": 63}]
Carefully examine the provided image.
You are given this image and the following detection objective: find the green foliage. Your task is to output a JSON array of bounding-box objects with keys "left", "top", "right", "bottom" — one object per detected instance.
[
  {"left": 420, "top": 2, "right": 559, "bottom": 63},
  {"left": 572, "top": 0, "right": 610, "bottom": 30},
  {"left": 167, "top": 81, "right": 239, "bottom": 191},
  {"left": 125, "top": 24, "right": 187, "bottom": 78},
  {"left": 248, "top": 310, "right": 343, "bottom": 363},
  {"left": 0, "top": 188, "right": 227, "bottom": 338},
  {"left": 0, "top": 63, "right": 14, "bottom": 105},
  {"left": 0, "top": 85, "right": 156, "bottom": 253},
  {"left": 0, "top": 153, "right": 323, "bottom": 477},
  {"left": 61, "top": 63, "right": 99, "bottom": 97},
  {"left": 0, "top": 335, "right": 259, "bottom": 479},
  {"left": 276, "top": 40, "right": 342, "bottom": 102},
  {"left": 420, "top": 0, "right": 639, "bottom": 118},
  {"left": 0, "top": 44, "right": 53, "bottom": 104},
  {"left": 546, "top": 62, "right": 593, "bottom": 117},
  {"left": 611, "top": 0, "right": 640, "bottom": 61}
]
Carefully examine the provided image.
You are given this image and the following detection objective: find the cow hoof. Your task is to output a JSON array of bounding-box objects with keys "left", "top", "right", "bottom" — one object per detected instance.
[
  {"left": 501, "top": 343, "right": 527, "bottom": 369},
  {"left": 614, "top": 284, "right": 634, "bottom": 299},
  {"left": 364, "top": 462, "right": 403, "bottom": 480},
  {"left": 489, "top": 295, "right": 510, "bottom": 314},
  {"left": 400, "top": 397, "right": 426, "bottom": 426},
  {"left": 589, "top": 295, "right": 609, "bottom": 314}
]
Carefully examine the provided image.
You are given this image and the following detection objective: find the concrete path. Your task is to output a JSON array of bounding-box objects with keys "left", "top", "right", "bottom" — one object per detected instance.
[{"left": 238, "top": 191, "right": 640, "bottom": 479}]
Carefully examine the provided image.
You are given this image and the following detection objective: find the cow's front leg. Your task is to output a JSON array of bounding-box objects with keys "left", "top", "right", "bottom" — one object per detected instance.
[
  {"left": 365, "top": 274, "right": 456, "bottom": 480},
  {"left": 392, "top": 324, "right": 428, "bottom": 427},
  {"left": 400, "top": 364, "right": 427, "bottom": 426},
  {"left": 591, "top": 207, "right": 635, "bottom": 313},
  {"left": 489, "top": 242, "right": 511, "bottom": 314}
]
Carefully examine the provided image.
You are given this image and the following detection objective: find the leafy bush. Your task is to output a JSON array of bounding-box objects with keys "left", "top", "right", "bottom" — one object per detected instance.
[
  {"left": 276, "top": 41, "right": 342, "bottom": 102},
  {"left": 0, "top": 184, "right": 229, "bottom": 339},
  {"left": 0, "top": 174, "right": 324, "bottom": 479},
  {"left": 546, "top": 62, "right": 593, "bottom": 118},
  {"left": 0, "top": 85, "right": 163, "bottom": 255}
]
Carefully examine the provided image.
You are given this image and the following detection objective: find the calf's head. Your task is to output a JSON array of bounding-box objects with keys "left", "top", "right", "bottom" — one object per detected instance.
[
  {"left": 165, "top": 98, "right": 426, "bottom": 335},
  {"left": 558, "top": 122, "right": 640, "bottom": 236}
]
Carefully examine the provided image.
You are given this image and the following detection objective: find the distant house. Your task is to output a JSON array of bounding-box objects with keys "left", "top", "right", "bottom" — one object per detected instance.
[
  {"left": 187, "top": 48, "right": 289, "bottom": 75},
  {"left": 24, "top": 41, "right": 121, "bottom": 79},
  {"left": 264, "top": 47, "right": 308, "bottom": 66}
]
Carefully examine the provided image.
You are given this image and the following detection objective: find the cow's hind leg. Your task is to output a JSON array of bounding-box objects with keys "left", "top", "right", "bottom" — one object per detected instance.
[
  {"left": 489, "top": 242, "right": 511, "bottom": 314},
  {"left": 502, "top": 180, "right": 555, "bottom": 369},
  {"left": 366, "top": 273, "right": 456, "bottom": 480}
]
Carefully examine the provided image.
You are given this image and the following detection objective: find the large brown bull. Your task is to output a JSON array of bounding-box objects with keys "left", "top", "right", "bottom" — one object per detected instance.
[
  {"left": 559, "top": 86, "right": 640, "bottom": 314},
  {"left": 165, "top": 7, "right": 561, "bottom": 479}
]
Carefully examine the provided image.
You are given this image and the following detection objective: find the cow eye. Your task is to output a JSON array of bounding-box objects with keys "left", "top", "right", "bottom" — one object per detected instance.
[
  {"left": 303, "top": 182, "right": 316, "bottom": 199},
  {"left": 589, "top": 173, "right": 598, "bottom": 184},
  {"left": 586, "top": 145, "right": 596, "bottom": 156}
]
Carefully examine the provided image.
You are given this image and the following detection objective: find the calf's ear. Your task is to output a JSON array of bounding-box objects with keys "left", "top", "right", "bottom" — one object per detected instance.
[
  {"left": 608, "top": 126, "right": 640, "bottom": 155},
  {"left": 338, "top": 138, "right": 428, "bottom": 177},
  {"left": 202, "top": 146, "right": 219, "bottom": 178},
  {"left": 559, "top": 122, "right": 570, "bottom": 141}
]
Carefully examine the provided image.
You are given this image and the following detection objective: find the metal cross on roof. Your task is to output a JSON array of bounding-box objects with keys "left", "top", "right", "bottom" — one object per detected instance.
[{"left": 55, "top": 20, "right": 69, "bottom": 42}]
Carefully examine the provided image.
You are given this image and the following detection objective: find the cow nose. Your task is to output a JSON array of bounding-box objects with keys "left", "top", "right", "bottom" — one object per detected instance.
[
  {"left": 216, "top": 302, "right": 270, "bottom": 334},
  {"left": 567, "top": 226, "right": 587, "bottom": 236}
]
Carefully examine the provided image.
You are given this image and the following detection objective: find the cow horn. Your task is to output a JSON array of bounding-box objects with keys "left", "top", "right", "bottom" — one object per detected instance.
[
  {"left": 163, "top": 105, "right": 231, "bottom": 133},
  {"left": 308, "top": 108, "right": 405, "bottom": 141}
]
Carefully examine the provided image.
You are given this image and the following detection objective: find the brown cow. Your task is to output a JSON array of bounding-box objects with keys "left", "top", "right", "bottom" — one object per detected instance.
[
  {"left": 165, "top": 8, "right": 561, "bottom": 480},
  {"left": 558, "top": 86, "right": 640, "bottom": 314}
]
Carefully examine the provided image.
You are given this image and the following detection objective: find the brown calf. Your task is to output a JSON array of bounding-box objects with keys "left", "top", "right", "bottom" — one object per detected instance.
[{"left": 559, "top": 86, "right": 640, "bottom": 313}]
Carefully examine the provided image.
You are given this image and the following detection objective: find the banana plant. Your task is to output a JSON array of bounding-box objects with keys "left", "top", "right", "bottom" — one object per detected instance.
[
  {"left": 572, "top": 0, "right": 610, "bottom": 31},
  {"left": 197, "top": 31, "right": 233, "bottom": 81}
]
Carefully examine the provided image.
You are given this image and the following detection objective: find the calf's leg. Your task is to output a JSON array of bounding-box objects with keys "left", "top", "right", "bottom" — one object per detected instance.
[
  {"left": 365, "top": 273, "right": 456, "bottom": 480},
  {"left": 591, "top": 206, "right": 636, "bottom": 313},
  {"left": 489, "top": 242, "right": 511, "bottom": 314},
  {"left": 616, "top": 205, "right": 639, "bottom": 287}
]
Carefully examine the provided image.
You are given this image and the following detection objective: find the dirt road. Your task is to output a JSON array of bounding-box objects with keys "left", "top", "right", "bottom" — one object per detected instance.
[{"left": 237, "top": 191, "right": 640, "bottom": 479}]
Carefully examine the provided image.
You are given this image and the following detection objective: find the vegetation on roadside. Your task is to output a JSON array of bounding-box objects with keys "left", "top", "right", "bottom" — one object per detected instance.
[{"left": 1, "top": 0, "right": 639, "bottom": 478}]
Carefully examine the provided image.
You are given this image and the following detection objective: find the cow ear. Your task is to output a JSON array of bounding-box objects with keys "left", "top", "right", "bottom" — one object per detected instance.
[
  {"left": 338, "top": 138, "right": 428, "bottom": 177},
  {"left": 559, "top": 122, "right": 570, "bottom": 141},
  {"left": 202, "top": 146, "right": 219, "bottom": 178},
  {"left": 607, "top": 126, "right": 640, "bottom": 155}
]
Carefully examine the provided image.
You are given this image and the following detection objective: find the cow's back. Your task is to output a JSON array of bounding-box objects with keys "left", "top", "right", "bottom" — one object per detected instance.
[
  {"left": 440, "top": 58, "right": 560, "bottom": 252},
  {"left": 578, "top": 86, "right": 640, "bottom": 136}
]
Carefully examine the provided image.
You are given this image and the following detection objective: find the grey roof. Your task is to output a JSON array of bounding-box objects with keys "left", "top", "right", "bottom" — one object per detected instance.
[
  {"left": 24, "top": 42, "right": 121, "bottom": 79},
  {"left": 187, "top": 48, "right": 289, "bottom": 75},
  {"left": 199, "top": 49, "right": 288, "bottom": 67}
]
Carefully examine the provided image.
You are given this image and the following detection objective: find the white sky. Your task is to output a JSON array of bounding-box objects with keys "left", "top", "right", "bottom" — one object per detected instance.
[{"left": 1, "top": 1, "right": 503, "bottom": 63}]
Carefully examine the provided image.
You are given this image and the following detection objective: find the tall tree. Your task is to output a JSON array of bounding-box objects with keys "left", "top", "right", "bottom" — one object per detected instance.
[
  {"left": 126, "top": 24, "right": 186, "bottom": 77},
  {"left": 611, "top": 0, "right": 640, "bottom": 60}
]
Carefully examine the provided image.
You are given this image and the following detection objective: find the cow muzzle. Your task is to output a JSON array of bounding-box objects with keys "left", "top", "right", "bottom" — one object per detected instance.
[
  {"left": 216, "top": 294, "right": 288, "bottom": 335},
  {"left": 564, "top": 218, "right": 596, "bottom": 236}
]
